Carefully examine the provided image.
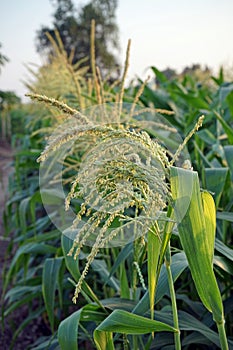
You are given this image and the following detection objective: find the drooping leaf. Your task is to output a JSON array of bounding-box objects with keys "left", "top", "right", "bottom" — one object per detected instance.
[
  {"left": 3, "top": 243, "right": 57, "bottom": 294},
  {"left": 94, "top": 309, "right": 176, "bottom": 334},
  {"left": 58, "top": 304, "right": 106, "bottom": 350}
]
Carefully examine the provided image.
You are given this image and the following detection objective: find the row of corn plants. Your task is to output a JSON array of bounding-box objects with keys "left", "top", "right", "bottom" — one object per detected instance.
[{"left": 1, "top": 23, "right": 233, "bottom": 349}]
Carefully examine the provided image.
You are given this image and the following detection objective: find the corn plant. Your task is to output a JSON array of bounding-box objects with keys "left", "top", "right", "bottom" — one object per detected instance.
[
  {"left": 2, "top": 21, "right": 233, "bottom": 350},
  {"left": 25, "top": 83, "right": 231, "bottom": 349}
]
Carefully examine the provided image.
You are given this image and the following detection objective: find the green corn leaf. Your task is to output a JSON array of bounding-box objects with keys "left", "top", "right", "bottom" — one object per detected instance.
[
  {"left": 224, "top": 145, "right": 233, "bottom": 180},
  {"left": 3, "top": 243, "right": 57, "bottom": 294},
  {"left": 94, "top": 330, "right": 115, "bottom": 350},
  {"left": 94, "top": 309, "right": 177, "bottom": 335},
  {"left": 120, "top": 262, "right": 130, "bottom": 299},
  {"left": 5, "top": 285, "right": 41, "bottom": 303},
  {"left": 179, "top": 310, "right": 232, "bottom": 348},
  {"left": 178, "top": 310, "right": 222, "bottom": 347},
  {"left": 61, "top": 235, "right": 104, "bottom": 307},
  {"left": 215, "top": 238, "right": 233, "bottom": 261},
  {"left": 214, "top": 112, "right": 233, "bottom": 145},
  {"left": 176, "top": 92, "right": 210, "bottom": 109},
  {"left": 132, "top": 252, "right": 188, "bottom": 315},
  {"left": 214, "top": 255, "right": 233, "bottom": 275},
  {"left": 25, "top": 229, "right": 60, "bottom": 243},
  {"left": 42, "top": 257, "right": 64, "bottom": 333},
  {"left": 205, "top": 168, "right": 229, "bottom": 207},
  {"left": 151, "top": 66, "right": 168, "bottom": 84},
  {"left": 155, "top": 206, "right": 175, "bottom": 294},
  {"left": 214, "top": 111, "right": 233, "bottom": 144},
  {"left": 107, "top": 243, "right": 133, "bottom": 282},
  {"left": 212, "top": 67, "right": 224, "bottom": 86},
  {"left": 196, "top": 129, "right": 217, "bottom": 145},
  {"left": 58, "top": 308, "right": 82, "bottom": 350},
  {"left": 100, "top": 297, "right": 137, "bottom": 311},
  {"left": 18, "top": 197, "right": 31, "bottom": 234},
  {"left": 147, "top": 226, "right": 160, "bottom": 319},
  {"left": 91, "top": 259, "right": 120, "bottom": 292},
  {"left": 201, "top": 191, "right": 216, "bottom": 263},
  {"left": 226, "top": 90, "right": 233, "bottom": 117},
  {"left": 94, "top": 309, "right": 177, "bottom": 348},
  {"left": 58, "top": 258, "right": 66, "bottom": 309},
  {"left": 141, "top": 83, "right": 172, "bottom": 110},
  {"left": 61, "top": 234, "right": 83, "bottom": 281},
  {"left": 58, "top": 304, "right": 106, "bottom": 350},
  {"left": 192, "top": 140, "right": 213, "bottom": 168},
  {"left": 151, "top": 309, "right": 222, "bottom": 348},
  {"left": 27, "top": 338, "right": 59, "bottom": 350},
  {"left": 170, "top": 166, "right": 223, "bottom": 323},
  {"left": 217, "top": 211, "right": 233, "bottom": 223},
  {"left": 3, "top": 291, "right": 41, "bottom": 319}
]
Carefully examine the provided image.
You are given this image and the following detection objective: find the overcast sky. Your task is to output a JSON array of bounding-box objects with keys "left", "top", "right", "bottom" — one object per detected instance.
[{"left": 0, "top": 0, "right": 233, "bottom": 100}]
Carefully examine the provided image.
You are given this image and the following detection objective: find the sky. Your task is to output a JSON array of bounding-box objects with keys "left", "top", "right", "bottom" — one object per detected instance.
[{"left": 0, "top": 0, "right": 233, "bottom": 101}]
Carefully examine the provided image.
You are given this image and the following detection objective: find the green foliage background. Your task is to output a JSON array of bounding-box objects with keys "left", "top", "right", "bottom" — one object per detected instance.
[{"left": 1, "top": 33, "right": 233, "bottom": 350}]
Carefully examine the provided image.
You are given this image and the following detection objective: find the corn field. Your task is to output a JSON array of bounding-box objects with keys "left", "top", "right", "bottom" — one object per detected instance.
[{"left": 0, "top": 24, "right": 233, "bottom": 350}]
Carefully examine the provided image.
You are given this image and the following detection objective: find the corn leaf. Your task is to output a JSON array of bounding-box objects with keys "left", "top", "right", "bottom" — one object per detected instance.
[
  {"left": 151, "top": 66, "right": 168, "bottom": 84},
  {"left": 42, "top": 257, "right": 64, "bottom": 333},
  {"left": 58, "top": 304, "right": 106, "bottom": 350},
  {"left": 91, "top": 259, "right": 120, "bottom": 292},
  {"left": 215, "top": 238, "right": 233, "bottom": 261},
  {"left": 3, "top": 243, "right": 57, "bottom": 294},
  {"left": 214, "top": 256, "right": 233, "bottom": 275},
  {"left": 107, "top": 243, "right": 133, "bottom": 282},
  {"left": 205, "top": 168, "right": 229, "bottom": 207},
  {"left": 153, "top": 309, "right": 222, "bottom": 347},
  {"left": 147, "top": 227, "right": 160, "bottom": 319},
  {"left": 94, "top": 331, "right": 114, "bottom": 350},
  {"left": 216, "top": 211, "right": 233, "bottom": 223},
  {"left": 120, "top": 262, "right": 130, "bottom": 299},
  {"left": 132, "top": 252, "right": 188, "bottom": 315},
  {"left": 224, "top": 145, "right": 233, "bottom": 180},
  {"left": 201, "top": 191, "right": 216, "bottom": 263},
  {"left": 94, "top": 310, "right": 177, "bottom": 338},
  {"left": 170, "top": 166, "right": 223, "bottom": 323},
  {"left": 215, "top": 111, "right": 233, "bottom": 143},
  {"left": 61, "top": 235, "right": 104, "bottom": 307},
  {"left": 18, "top": 197, "right": 31, "bottom": 234}
]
